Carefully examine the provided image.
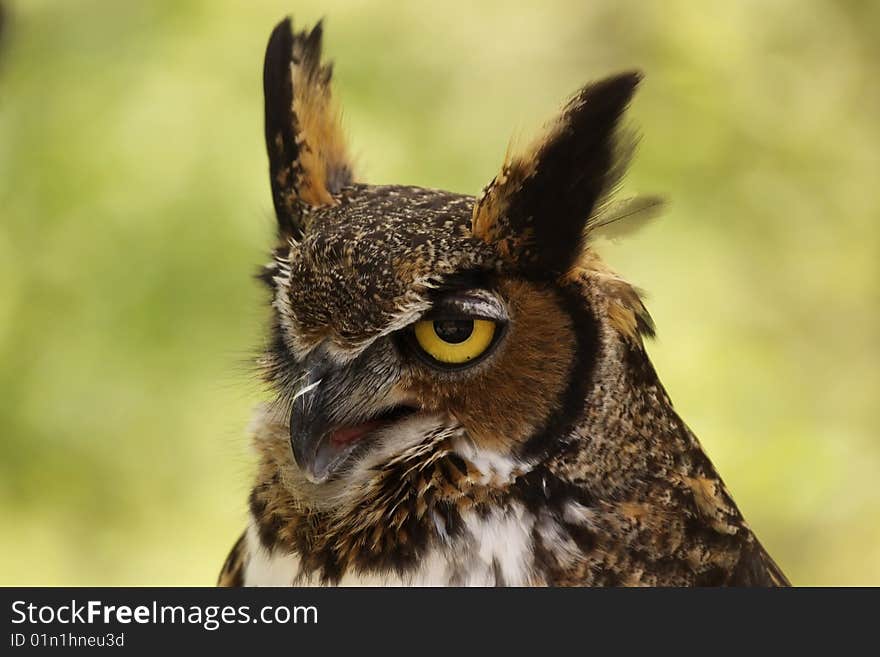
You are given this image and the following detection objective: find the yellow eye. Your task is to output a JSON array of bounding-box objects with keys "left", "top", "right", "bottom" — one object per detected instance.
[{"left": 412, "top": 318, "right": 497, "bottom": 365}]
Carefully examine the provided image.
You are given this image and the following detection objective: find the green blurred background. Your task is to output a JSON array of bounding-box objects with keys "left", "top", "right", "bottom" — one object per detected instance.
[{"left": 1, "top": 0, "right": 878, "bottom": 586}]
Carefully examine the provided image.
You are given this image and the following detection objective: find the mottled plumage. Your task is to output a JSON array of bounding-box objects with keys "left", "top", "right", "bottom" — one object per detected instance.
[{"left": 218, "top": 17, "right": 788, "bottom": 587}]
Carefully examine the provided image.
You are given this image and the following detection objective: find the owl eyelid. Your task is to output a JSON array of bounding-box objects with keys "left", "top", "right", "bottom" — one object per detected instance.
[
  {"left": 424, "top": 290, "right": 508, "bottom": 324},
  {"left": 421, "top": 312, "right": 501, "bottom": 324}
]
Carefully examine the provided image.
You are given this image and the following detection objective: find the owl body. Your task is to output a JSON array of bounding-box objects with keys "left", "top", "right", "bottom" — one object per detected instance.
[{"left": 217, "top": 19, "right": 788, "bottom": 587}]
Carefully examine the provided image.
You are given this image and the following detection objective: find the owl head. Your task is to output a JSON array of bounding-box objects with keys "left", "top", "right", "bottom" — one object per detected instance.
[{"left": 258, "top": 19, "right": 660, "bottom": 500}]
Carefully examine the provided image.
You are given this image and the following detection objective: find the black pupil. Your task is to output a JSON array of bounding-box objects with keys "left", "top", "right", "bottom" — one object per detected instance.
[{"left": 433, "top": 319, "right": 474, "bottom": 344}]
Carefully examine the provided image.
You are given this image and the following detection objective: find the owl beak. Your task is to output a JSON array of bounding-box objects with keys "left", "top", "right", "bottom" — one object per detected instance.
[
  {"left": 288, "top": 359, "right": 337, "bottom": 484},
  {"left": 289, "top": 356, "right": 420, "bottom": 484}
]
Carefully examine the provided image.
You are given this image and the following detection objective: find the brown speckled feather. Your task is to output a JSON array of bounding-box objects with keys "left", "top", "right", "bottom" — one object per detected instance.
[{"left": 217, "top": 531, "right": 247, "bottom": 587}]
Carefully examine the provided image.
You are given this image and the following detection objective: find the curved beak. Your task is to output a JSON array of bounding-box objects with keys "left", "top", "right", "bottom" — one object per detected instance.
[
  {"left": 288, "top": 355, "right": 337, "bottom": 484},
  {"left": 288, "top": 352, "right": 420, "bottom": 484}
]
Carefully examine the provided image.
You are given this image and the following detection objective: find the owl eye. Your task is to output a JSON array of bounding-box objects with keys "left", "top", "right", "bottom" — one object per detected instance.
[{"left": 412, "top": 318, "right": 497, "bottom": 366}]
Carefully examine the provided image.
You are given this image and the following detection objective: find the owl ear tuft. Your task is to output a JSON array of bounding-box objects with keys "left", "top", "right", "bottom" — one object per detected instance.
[
  {"left": 263, "top": 18, "right": 354, "bottom": 238},
  {"left": 472, "top": 72, "right": 642, "bottom": 277}
]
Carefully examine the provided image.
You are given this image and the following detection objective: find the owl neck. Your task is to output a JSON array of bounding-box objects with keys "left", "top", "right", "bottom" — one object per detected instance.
[{"left": 245, "top": 345, "right": 703, "bottom": 586}]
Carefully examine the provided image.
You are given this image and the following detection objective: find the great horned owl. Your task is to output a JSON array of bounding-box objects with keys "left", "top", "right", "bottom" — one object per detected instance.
[{"left": 217, "top": 18, "right": 789, "bottom": 587}]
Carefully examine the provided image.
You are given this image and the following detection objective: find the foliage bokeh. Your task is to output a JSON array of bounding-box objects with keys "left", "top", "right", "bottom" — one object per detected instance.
[{"left": 1, "top": 0, "right": 878, "bottom": 585}]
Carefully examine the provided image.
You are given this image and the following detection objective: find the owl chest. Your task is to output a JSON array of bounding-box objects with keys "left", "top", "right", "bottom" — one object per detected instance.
[{"left": 242, "top": 504, "right": 539, "bottom": 586}]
